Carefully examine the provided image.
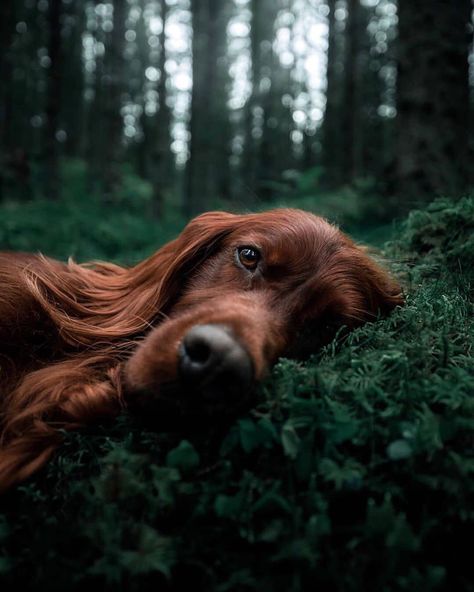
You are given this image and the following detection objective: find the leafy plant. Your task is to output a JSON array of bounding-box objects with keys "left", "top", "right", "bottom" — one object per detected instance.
[{"left": 0, "top": 195, "right": 473, "bottom": 592}]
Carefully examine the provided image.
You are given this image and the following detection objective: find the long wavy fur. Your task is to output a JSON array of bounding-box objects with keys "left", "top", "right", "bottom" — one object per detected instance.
[{"left": 0, "top": 210, "right": 403, "bottom": 492}]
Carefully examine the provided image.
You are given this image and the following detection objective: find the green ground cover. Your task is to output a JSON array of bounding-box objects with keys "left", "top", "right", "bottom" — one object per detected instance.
[{"left": 0, "top": 189, "right": 473, "bottom": 591}]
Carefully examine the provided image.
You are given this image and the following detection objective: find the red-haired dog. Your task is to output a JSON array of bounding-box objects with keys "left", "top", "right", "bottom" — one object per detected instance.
[{"left": 0, "top": 209, "right": 402, "bottom": 491}]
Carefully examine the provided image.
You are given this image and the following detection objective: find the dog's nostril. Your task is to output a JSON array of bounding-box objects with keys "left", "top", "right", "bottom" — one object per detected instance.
[
  {"left": 184, "top": 336, "right": 212, "bottom": 365},
  {"left": 178, "top": 324, "right": 254, "bottom": 397}
]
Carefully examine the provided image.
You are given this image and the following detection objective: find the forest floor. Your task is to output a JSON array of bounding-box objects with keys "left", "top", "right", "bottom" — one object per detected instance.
[{"left": 0, "top": 167, "right": 473, "bottom": 592}]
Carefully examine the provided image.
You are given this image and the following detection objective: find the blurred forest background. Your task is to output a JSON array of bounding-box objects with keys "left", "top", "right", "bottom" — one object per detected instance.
[{"left": 0, "top": 0, "right": 473, "bottom": 236}]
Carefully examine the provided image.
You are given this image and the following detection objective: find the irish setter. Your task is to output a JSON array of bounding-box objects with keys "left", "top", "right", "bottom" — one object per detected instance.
[{"left": 0, "top": 209, "right": 402, "bottom": 492}]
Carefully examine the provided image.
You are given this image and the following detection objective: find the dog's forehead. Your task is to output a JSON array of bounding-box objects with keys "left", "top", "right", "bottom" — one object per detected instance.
[{"left": 229, "top": 209, "right": 342, "bottom": 261}]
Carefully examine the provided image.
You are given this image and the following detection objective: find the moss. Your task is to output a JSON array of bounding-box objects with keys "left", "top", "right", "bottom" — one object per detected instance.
[{"left": 0, "top": 196, "right": 473, "bottom": 592}]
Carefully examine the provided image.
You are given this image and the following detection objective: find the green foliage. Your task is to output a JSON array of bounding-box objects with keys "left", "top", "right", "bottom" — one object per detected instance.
[
  {"left": 0, "top": 159, "right": 185, "bottom": 263},
  {"left": 260, "top": 168, "right": 406, "bottom": 247},
  {"left": 262, "top": 167, "right": 370, "bottom": 227},
  {"left": 0, "top": 196, "right": 473, "bottom": 591},
  {"left": 388, "top": 196, "right": 474, "bottom": 280}
]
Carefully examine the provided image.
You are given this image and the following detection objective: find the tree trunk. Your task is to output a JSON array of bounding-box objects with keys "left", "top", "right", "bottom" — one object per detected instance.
[
  {"left": 212, "top": 0, "right": 233, "bottom": 205},
  {"left": 0, "top": 0, "right": 15, "bottom": 152},
  {"left": 341, "top": 0, "right": 360, "bottom": 185},
  {"left": 132, "top": 0, "right": 174, "bottom": 218},
  {"left": 240, "top": 0, "right": 261, "bottom": 200},
  {"left": 395, "top": 0, "right": 471, "bottom": 205},
  {"left": 321, "top": 0, "right": 342, "bottom": 188},
  {"left": 44, "top": 0, "right": 62, "bottom": 200},
  {"left": 102, "top": 0, "right": 126, "bottom": 201},
  {"left": 185, "top": 0, "right": 231, "bottom": 216},
  {"left": 62, "top": 2, "right": 86, "bottom": 157},
  {"left": 149, "top": 0, "right": 173, "bottom": 219},
  {"left": 87, "top": 43, "right": 106, "bottom": 195},
  {"left": 186, "top": 0, "right": 213, "bottom": 216},
  {"left": 241, "top": 0, "right": 278, "bottom": 201},
  {"left": 0, "top": 0, "right": 15, "bottom": 201}
]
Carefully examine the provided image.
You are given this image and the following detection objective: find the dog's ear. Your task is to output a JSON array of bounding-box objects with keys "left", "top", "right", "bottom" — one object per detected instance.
[
  {"left": 345, "top": 246, "right": 404, "bottom": 323},
  {"left": 153, "top": 211, "right": 242, "bottom": 311},
  {"left": 310, "top": 243, "right": 403, "bottom": 331}
]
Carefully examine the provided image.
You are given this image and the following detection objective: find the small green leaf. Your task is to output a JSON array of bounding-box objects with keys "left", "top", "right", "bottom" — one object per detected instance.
[
  {"left": 166, "top": 440, "right": 200, "bottom": 472},
  {"left": 239, "top": 419, "right": 260, "bottom": 453},
  {"left": 281, "top": 422, "right": 300, "bottom": 459},
  {"left": 0, "top": 556, "right": 12, "bottom": 575},
  {"left": 387, "top": 439, "right": 413, "bottom": 460},
  {"left": 214, "top": 493, "right": 243, "bottom": 519},
  {"left": 252, "top": 491, "right": 293, "bottom": 515}
]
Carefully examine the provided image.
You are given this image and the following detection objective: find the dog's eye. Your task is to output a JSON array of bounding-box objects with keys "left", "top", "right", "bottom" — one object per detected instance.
[{"left": 236, "top": 246, "right": 261, "bottom": 271}]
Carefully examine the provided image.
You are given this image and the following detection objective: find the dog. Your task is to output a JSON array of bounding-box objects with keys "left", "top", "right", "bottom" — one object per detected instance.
[{"left": 0, "top": 209, "right": 403, "bottom": 492}]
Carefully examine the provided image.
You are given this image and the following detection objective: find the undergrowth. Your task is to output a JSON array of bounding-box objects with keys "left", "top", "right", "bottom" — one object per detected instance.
[
  {"left": 0, "top": 196, "right": 473, "bottom": 591},
  {"left": 0, "top": 159, "right": 183, "bottom": 263}
]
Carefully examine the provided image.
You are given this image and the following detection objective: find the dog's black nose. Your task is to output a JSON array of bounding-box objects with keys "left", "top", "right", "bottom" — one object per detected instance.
[{"left": 179, "top": 324, "right": 253, "bottom": 398}]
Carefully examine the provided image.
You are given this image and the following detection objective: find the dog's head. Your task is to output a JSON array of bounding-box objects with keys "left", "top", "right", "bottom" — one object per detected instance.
[{"left": 123, "top": 209, "right": 403, "bottom": 414}]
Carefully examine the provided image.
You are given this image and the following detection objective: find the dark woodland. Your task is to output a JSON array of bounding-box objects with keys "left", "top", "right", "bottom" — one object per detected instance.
[
  {"left": 1, "top": 0, "right": 472, "bottom": 216},
  {"left": 0, "top": 1, "right": 473, "bottom": 590}
]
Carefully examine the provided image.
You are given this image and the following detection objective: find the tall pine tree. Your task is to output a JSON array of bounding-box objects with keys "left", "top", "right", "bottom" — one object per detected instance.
[{"left": 394, "top": 0, "right": 472, "bottom": 205}]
